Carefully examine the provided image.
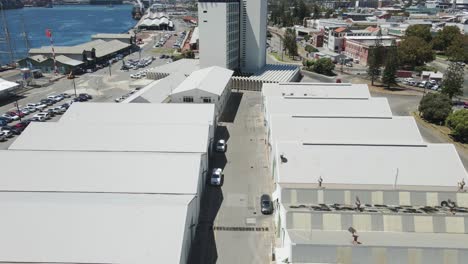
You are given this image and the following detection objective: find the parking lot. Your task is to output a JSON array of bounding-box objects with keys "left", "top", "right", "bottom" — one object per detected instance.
[
  {"left": 189, "top": 91, "right": 274, "bottom": 264},
  {"left": 0, "top": 42, "right": 174, "bottom": 149}
]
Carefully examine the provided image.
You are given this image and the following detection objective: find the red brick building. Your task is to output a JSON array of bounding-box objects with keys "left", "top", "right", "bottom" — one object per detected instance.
[{"left": 343, "top": 36, "right": 398, "bottom": 65}]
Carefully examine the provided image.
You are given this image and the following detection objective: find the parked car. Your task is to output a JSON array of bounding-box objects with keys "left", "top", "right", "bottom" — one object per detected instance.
[
  {"left": 210, "top": 168, "right": 223, "bottom": 186},
  {"left": 60, "top": 93, "right": 71, "bottom": 98},
  {"left": 2, "top": 113, "right": 19, "bottom": 121},
  {"left": 0, "top": 131, "right": 6, "bottom": 142},
  {"left": 40, "top": 99, "right": 54, "bottom": 106},
  {"left": 0, "top": 127, "right": 14, "bottom": 137},
  {"left": 27, "top": 103, "right": 39, "bottom": 109},
  {"left": 260, "top": 194, "right": 273, "bottom": 215},
  {"left": 33, "top": 113, "right": 49, "bottom": 121},
  {"left": 79, "top": 93, "right": 92, "bottom": 100},
  {"left": 0, "top": 118, "right": 8, "bottom": 126},
  {"left": 25, "top": 106, "right": 37, "bottom": 113},
  {"left": 46, "top": 109, "right": 56, "bottom": 117},
  {"left": 36, "top": 103, "right": 47, "bottom": 110},
  {"left": 1, "top": 125, "right": 21, "bottom": 135},
  {"left": 215, "top": 139, "right": 226, "bottom": 152},
  {"left": 52, "top": 107, "right": 66, "bottom": 114},
  {"left": 10, "top": 111, "right": 25, "bottom": 118}
]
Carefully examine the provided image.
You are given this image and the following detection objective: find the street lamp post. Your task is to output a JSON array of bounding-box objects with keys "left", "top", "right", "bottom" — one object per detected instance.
[{"left": 72, "top": 78, "right": 77, "bottom": 97}]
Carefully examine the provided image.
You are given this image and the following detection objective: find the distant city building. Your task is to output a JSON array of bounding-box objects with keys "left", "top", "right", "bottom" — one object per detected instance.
[{"left": 198, "top": 0, "right": 267, "bottom": 74}]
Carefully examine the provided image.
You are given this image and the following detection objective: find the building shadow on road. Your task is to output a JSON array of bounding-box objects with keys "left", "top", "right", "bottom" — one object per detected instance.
[
  {"left": 219, "top": 92, "right": 243, "bottom": 123},
  {"left": 0, "top": 94, "right": 26, "bottom": 108},
  {"left": 215, "top": 125, "right": 230, "bottom": 142},
  {"left": 188, "top": 185, "right": 224, "bottom": 264}
]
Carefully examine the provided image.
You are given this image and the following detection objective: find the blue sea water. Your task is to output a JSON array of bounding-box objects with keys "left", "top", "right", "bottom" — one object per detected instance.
[{"left": 0, "top": 5, "right": 136, "bottom": 64}]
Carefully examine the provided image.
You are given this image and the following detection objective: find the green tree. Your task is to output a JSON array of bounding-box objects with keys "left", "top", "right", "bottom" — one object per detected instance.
[
  {"left": 418, "top": 93, "right": 452, "bottom": 124},
  {"left": 313, "top": 58, "right": 335, "bottom": 76},
  {"left": 305, "top": 44, "right": 317, "bottom": 53},
  {"left": 382, "top": 40, "right": 398, "bottom": 88},
  {"left": 303, "top": 35, "right": 311, "bottom": 42},
  {"left": 398, "top": 36, "right": 434, "bottom": 68},
  {"left": 446, "top": 110, "right": 468, "bottom": 143},
  {"left": 312, "top": 4, "right": 320, "bottom": 19},
  {"left": 441, "top": 62, "right": 464, "bottom": 99},
  {"left": 432, "top": 26, "right": 461, "bottom": 52},
  {"left": 446, "top": 35, "right": 468, "bottom": 62},
  {"left": 182, "top": 50, "right": 195, "bottom": 59},
  {"left": 367, "top": 30, "right": 383, "bottom": 85},
  {"left": 283, "top": 28, "right": 298, "bottom": 58},
  {"left": 405, "top": 25, "right": 432, "bottom": 43},
  {"left": 325, "top": 9, "right": 333, "bottom": 19}
]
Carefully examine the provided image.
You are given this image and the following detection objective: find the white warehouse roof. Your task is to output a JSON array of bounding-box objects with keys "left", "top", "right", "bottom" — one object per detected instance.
[
  {"left": 262, "top": 83, "right": 370, "bottom": 99},
  {"left": 269, "top": 116, "right": 423, "bottom": 145},
  {"left": 171, "top": 66, "right": 234, "bottom": 96},
  {"left": 0, "top": 192, "right": 192, "bottom": 263},
  {"left": 60, "top": 102, "right": 215, "bottom": 126},
  {"left": 9, "top": 122, "right": 210, "bottom": 153},
  {"left": 0, "top": 150, "right": 202, "bottom": 194},
  {"left": 264, "top": 97, "right": 393, "bottom": 118},
  {"left": 0, "top": 78, "right": 19, "bottom": 94},
  {"left": 275, "top": 142, "right": 467, "bottom": 188}
]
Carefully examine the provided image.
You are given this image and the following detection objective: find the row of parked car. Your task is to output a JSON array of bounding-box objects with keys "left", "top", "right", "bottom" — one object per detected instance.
[
  {"left": 0, "top": 93, "right": 93, "bottom": 141},
  {"left": 154, "top": 32, "right": 172, "bottom": 48},
  {"left": 123, "top": 57, "right": 154, "bottom": 71},
  {"left": 115, "top": 88, "right": 141, "bottom": 103},
  {"left": 402, "top": 78, "right": 440, "bottom": 91},
  {"left": 208, "top": 138, "right": 274, "bottom": 215},
  {"left": 173, "top": 31, "right": 187, "bottom": 49}
]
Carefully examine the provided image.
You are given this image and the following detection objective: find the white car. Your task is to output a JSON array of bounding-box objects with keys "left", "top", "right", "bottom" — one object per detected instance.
[
  {"left": 2, "top": 114, "right": 19, "bottom": 121},
  {"left": 25, "top": 106, "right": 37, "bottom": 113},
  {"left": 210, "top": 168, "right": 223, "bottom": 186},
  {"left": 215, "top": 139, "right": 226, "bottom": 152},
  {"left": 35, "top": 103, "right": 47, "bottom": 110},
  {"left": 1, "top": 129, "right": 13, "bottom": 138},
  {"left": 33, "top": 113, "right": 49, "bottom": 121},
  {"left": 0, "top": 131, "right": 6, "bottom": 142}
]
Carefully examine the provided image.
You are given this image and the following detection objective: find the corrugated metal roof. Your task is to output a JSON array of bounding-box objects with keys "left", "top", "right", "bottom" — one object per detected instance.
[
  {"left": 0, "top": 150, "right": 202, "bottom": 194},
  {"left": 28, "top": 39, "right": 130, "bottom": 58},
  {"left": 0, "top": 78, "right": 19, "bottom": 93},
  {"left": 55, "top": 55, "right": 84, "bottom": 66},
  {"left": 9, "top": 122, "right": 210, "bottom": 153},
  {"left": 233, "top": 64, "right": 299, "bottom": 83},
  {"left": 60, "top": 102, "right": 215, "bottom": 126},
  {"left": 125, "top": 73, "right": 188, "bottom": 103},
  {"left": 275, "top": 142, "right": 467, "bottom": 187},
  {"left": 171, "top": 66, "right": 233, "bottom": 96},
  {"left": 269, "top": 116, "right": 423, "bottom": 146},
  {"left": 264, "top": 97, "right": 393, "bottom": 119},
  {"left": 0, "top": 192, "right": 192, "bottom": 263},
  {"left": 262, "top": 83, "right": 370, "bottom": 99}
]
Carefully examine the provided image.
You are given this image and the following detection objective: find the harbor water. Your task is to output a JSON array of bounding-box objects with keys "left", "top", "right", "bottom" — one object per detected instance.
[{"left": 0, "top": 5, "right": 136, "bottom": 65}]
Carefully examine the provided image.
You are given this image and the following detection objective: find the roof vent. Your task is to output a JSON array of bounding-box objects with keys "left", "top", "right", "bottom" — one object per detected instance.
[
  {"left": 282, "top": 92, "right": 285, "bottom": 96},
  {"left": 304, "top": 93, "right": 307, "bottom": 96},
  {"left": 280, "top": 154, "right": 288, "bottom": 163},
  {"left": 289, "top": 92, "right": 294, "bottom": 96}
]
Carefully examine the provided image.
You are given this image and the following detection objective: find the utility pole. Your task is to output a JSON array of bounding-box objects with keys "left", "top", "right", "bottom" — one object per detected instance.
[
  {"left": 72, "top": 78, "right": 77, "bottom": 97},
  {"left": 14, "top": 101, "right": 21, "bottom": 122},
  {"left": 108, "top": 60, "right": 112, "bottom": 76}
]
